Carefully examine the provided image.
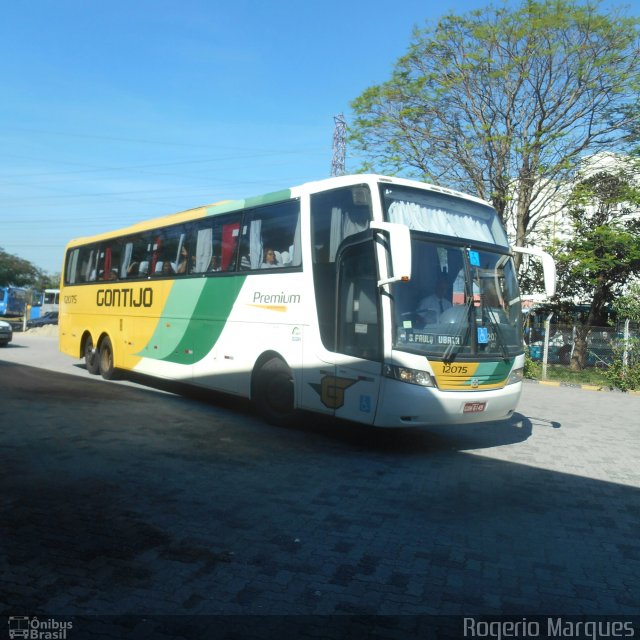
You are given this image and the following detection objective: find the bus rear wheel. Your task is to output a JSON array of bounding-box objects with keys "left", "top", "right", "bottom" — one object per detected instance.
[
  {"left": 84, "top": 336, "right": 100, "bottom": 375},
  {"left": 254, "top": 357, "right": 297, "bottom": 427},
  {"left": 98, "top": 336, "right": 119, "bottom": 380}
]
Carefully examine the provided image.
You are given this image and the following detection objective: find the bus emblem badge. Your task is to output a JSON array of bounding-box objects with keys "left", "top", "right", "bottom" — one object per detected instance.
[
  {"left": 310, "top": 375, "right": 358, "bottom": 409},
  {"left": 470, "top": 378, "right": 479, "bottom": 389}
]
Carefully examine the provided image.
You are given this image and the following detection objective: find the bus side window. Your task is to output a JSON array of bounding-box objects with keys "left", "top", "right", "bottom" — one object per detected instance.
[
  {"left": 311, "top": 186, "right": 373, "bottom": 353},
  {"left": 238, "top": 200, "right": 301, "bottom": 271},
  {"left": 193, "top": 215, "right": 240, "bottom": 274},
  {"left": 65, "top": 249, "right": 80, "bottom": 284},
  {"left": 83, "top": 246, "right": 100, "bottom": 282},
  {"left": 152, "top": 225, "right": 190, "bottom": 276},
  {"left": 102, "top": 243, "right": 122, "bottom": 280},
  {"left": 121, "top": 236, "right": 151, "bottom": 279}
]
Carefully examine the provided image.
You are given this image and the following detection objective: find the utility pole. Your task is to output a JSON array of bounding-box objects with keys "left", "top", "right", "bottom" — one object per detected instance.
[{"left": 331, "top": 113, "right": 346, "bottom": 177}]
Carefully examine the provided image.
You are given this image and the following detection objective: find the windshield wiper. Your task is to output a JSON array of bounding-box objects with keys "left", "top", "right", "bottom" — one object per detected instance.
[{"left": 442, "top": 295, "right": 474, "bottom": 362}]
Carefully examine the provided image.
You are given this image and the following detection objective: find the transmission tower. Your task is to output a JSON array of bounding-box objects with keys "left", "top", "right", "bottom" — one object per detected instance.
[{"left": 331, "top": 113, "right": 347, "bottom": 177}]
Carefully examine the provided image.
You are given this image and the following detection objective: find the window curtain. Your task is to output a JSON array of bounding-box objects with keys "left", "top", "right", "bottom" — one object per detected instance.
[
  {"left": 249, "top": 219, "right": 262, "bottom": 269},
  {"left": 195, "top": 228, "right": 213, "bottom": 272},
  {"left": 329, "top": 206, "right": 369, "bottom": 261},
  {"left": 86, "top": 249, "right": 98, "bottom": 281},
  {"left": 388, "top": 201, "right": 495, "bottom": 244},
  {"left": 121, "top": 242, "right": 133, "bottom": 278},
  {"left": 175, "top": 232, "right": 186, "bottom": 266},
  {"left": 67, "top": 250, "right": 79, "bottom": 284},
  {"left": 291, "top": 214, "right": 302, "bottom": 266}
]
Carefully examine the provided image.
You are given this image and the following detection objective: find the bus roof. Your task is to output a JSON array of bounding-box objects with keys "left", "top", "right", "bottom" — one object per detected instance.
[{"left": 63, "top": 174, "right": 493, "bottom": 249}]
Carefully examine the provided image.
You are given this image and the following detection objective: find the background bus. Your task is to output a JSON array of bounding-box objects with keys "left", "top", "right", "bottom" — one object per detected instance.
[
  {"left": 59, "top": 175, "right": 554, "bottom": 428},
  {"left": 29, "top": 291, "right": 42, "bottom": 319},
  {"left": 0, "top": 286, "right": 28, "bottom": 317},
  {"left": 42, "top": 288, "right": 60, "bottom": 314}
]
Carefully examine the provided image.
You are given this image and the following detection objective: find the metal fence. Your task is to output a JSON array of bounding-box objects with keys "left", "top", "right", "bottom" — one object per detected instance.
[{"left": 526, "top": 320, "right": 639, "bottom": 369}]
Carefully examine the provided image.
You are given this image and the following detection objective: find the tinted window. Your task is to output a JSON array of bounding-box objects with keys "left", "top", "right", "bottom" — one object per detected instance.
[
  {"left": 238, "top": 200, "right": 301, "bottom": 271},
  {"left": 192, "top": 213, "right": 242, "bottom": 274}
]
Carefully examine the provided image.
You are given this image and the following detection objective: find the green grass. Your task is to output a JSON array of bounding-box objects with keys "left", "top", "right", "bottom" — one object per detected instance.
[{"left": 542, "top": 365, "right": 610, "bottom": 386}]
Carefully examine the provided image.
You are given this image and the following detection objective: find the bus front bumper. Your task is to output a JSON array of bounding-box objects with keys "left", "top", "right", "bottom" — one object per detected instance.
[{"left": 374, "top": 378, "right": 523, "bottom": 427}]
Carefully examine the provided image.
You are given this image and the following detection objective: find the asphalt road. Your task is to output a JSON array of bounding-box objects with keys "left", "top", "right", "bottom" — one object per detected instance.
[{"left": 1, "top": 332, "right": 639, "bottom": 639}]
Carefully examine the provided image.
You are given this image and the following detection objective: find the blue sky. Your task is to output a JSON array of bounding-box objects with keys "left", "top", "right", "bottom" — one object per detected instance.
[{"left": 0, "top": 0, "right": 632, "bottom": 274}]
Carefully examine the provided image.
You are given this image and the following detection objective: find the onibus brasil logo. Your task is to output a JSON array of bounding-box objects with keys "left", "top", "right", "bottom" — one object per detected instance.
[{"left": 8, "top": 617, "right": 73, "bottom": 639}]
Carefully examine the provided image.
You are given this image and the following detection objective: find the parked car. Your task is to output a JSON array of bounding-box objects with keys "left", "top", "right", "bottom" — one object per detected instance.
[
  {"left": 528, "top": 330, "right": 572, "bottom": 364},
  {"left": 528, "top": 333, "right": 618, "bottom": 368},
  {"left": 528, "top": 341, "right": 572, "bottom": 364},
  {"left": 26, "top": 311, "right": 58, "bottom": 329},
  {"left": 0, "top": 319, "right": 13, "bottom": 346},
  {"left": 586, "top": 337, "right": 615, "bottom": 368}
]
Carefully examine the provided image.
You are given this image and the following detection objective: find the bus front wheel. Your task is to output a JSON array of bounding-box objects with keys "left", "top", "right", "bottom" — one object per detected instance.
[
  {"left": 253, "top": 357, "right": 296, "bottom": 427},
  {"left": 84, "top": 336, "right": 100, "bottom": 375},
  {"left": 99, "top": 336, "right": 119, "bottom": 380}
]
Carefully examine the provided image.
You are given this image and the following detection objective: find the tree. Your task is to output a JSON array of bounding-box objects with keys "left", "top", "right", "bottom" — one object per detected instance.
[
  {"left": 613, "top": 282, "right": 640, "bottom": 324},
  {"left": 553, "top": 170, "right": 640, "bottom": 369},
  {"left": 349, "top": 0, "right": 640, "bottom": 264},
  {"left": 0, "top": 247, "right": 42, "bottom": 287},
  {"left": 0, "top": 247, "right": 58, "bottom": 290},
  {"left": 606, "top": 281, "right": 640, "bottom": 391}
]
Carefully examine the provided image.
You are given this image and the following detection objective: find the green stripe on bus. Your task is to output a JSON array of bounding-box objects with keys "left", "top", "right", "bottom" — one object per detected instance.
[
  {"left": 470, "top": 359, "right": 514, "bottom": 386},
  {"left": 204, "top": 189, "right": 292, "bottom": 217},
  {"left": 160, "top": 276, "right": 246, "bottom": 365},
  {"left": 137, "top": 279, "right": 206, "bottom": 360},
  {"left": 204, "top": 200, "right": 246, "bottom": 216},
  {"left": 245, "top": 189, "right": 291, "bottom": 208}
]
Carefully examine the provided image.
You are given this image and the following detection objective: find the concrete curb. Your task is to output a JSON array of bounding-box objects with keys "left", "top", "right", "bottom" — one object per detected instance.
[{"left": 525, "top": 378, "right": 640, "bottom": 396}]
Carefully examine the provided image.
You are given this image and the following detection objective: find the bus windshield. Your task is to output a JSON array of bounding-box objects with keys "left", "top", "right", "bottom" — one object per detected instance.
[{"left": 391, "top": 237, "right": 523, "bottom": 359}]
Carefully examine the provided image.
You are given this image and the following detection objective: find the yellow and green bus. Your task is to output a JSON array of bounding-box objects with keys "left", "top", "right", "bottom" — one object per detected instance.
[{"left": 59, "top": 174, "right": 555, "bottom": 427}]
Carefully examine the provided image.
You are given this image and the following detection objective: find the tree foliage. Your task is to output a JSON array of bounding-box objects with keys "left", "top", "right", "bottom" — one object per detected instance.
[
  {"left": 0, "top": 247, "right": 58, "bottom": 289},
  {"left": 349, "top": 0, "right": 640, "bottom": 256},
  {"left": 613, "top": 282, "right": 640, "bottom": 323},
  {"left": 553, "top": 170, "right": 640, "bottom": 369}
]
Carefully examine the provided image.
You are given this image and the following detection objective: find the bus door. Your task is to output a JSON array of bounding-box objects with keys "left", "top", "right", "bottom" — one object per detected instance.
[
  {"left": 313, "top": 239, "right": 383, "bottom": 425},
  {"left": 333, "top": 240, "right": 383, "bottom": 423}
]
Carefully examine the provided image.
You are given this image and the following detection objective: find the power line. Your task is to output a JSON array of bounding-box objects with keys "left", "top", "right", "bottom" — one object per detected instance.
[{"left": 0, "top": 148, "right": 325, "bottom": 181}]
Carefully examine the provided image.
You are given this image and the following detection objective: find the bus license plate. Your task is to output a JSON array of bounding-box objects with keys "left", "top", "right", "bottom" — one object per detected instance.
[{"left": 463, "top": 402, "right": 486, "bottom": 413}]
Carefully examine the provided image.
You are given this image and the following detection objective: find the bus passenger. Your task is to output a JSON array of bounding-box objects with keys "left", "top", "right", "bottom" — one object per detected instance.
[
  {"left": 161, "top": 261, "right": 175, "bottom": 276},
  {"left": 261, "top": 248, "right": 277, "bottom": 268},
  {"left": 416, "top": 274, "right": 452, "bottom": 325},
  {"left": 177, "top": 246, "right": 189, "bottom": 274}
]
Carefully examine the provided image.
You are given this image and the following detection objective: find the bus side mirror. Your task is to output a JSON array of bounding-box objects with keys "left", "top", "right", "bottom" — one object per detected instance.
[
  {"left": 369, "top": 221, "right": 412, "bottom": 287},
  {"left": 511, "top": 245, "right": 556, "bottom": 299}
]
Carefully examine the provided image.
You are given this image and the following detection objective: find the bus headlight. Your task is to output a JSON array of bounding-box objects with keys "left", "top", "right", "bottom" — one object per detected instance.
[
  {"left": 507, "top": 367, "right": 524, "bottom": 385},
  {"left": 384, "top": 365, "right": 435, "bottom": 387}
]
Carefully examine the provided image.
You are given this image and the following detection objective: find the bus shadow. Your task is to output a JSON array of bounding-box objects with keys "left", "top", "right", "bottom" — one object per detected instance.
[
  {"left": 66, "top": 362, "right": 560, "bottom": 458},
  {"left": 292, "top": 411, "right": 536, "bottom": 454},
  {"left": 118, "top": 369, "right": 540, "bottom": 454}
]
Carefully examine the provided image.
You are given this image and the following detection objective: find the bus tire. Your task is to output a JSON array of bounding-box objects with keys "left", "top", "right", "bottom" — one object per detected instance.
[
  {"left": 84, "top": 335, "right": 100, "bottom": 375},
  {"left": 253, "top": 357, "right": 297, "bottom": 427},
  {"left": 98, "top": 336, "right": 119, "bottom": 380}
]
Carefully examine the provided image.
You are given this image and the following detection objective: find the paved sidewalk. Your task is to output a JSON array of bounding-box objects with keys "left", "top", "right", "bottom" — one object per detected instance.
[
  {"left": 530, "top": 377, "right": 640, "bottom": 395},
  {"left": 0, "top": 337, "right": 639, "bottom": 638}
]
